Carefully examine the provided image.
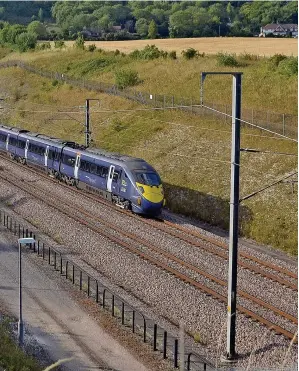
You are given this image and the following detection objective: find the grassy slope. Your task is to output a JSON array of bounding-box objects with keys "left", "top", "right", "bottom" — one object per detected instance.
[
  {"left": 0, "top": 48, "right": 297, "bottom": 255},
  {"left": 0, "top": 319, "right": 41, "bottom": 370}
]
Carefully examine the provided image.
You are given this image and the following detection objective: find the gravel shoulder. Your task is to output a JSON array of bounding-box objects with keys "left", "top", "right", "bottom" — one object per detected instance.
[{"left": 0, "top": 157, "right": 297, "bottom": 370}]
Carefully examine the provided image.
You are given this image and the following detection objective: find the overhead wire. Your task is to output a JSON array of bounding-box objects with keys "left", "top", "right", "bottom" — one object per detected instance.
[
  {"left": 199, "top": 104, "right": 298, "bottom": 143},
  {"left": 239, "top": 171, "right": 298, "bottom": 202}
]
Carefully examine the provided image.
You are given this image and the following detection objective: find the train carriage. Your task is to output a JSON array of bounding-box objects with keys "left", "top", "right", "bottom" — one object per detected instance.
[{"left": 0, "top": 124, "right": 165, "bottom": 216}]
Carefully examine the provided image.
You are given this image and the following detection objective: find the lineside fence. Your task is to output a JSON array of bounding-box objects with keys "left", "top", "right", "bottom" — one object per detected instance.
[
  {"left": 0, "top": 60, "right": 297, "bottom": 140},
  {"left": 0, "top": 209, "right": 213, "bottom": 371}
]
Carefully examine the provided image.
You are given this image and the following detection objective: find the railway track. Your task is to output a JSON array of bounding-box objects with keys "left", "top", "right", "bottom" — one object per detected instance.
[
  {"left": 0, "top": 153, "right": 296, "bottom": 291},
  {"left": 0, "top": 165, "right": 297, "bottom": 342}
]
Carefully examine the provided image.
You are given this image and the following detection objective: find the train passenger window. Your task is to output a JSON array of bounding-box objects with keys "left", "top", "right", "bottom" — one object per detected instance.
[
  {"left": 85, "top": 162, "right": 91, "bottom": 173},
  {"left": 9, "top": 137, "right": 17, "bottom": 146},
  {"left": 96, "top": 165, "right": 102, "bottom": 176},
  {"left": 80, "top": 160, "right": 86, "bottom": 171},
  {"left": 0, "top": 134, "right": 7, "bottom": 142},
  {"left": 102, "top": 167, "right": 108, "bottom": 178},
  {"left": 48, "top": 150, "right": 53, "bottom": 160},
  {"left": 18, "top": 140, "right": 26, "bottom": 149},
  {"left": 38, "top": 147, "right": 45, "bottom": 156},
  {"left": 90, "top": 163, "right": 97, "bottom": 175},
  {"left": 54, "top": 152, "right": 61, "bottom": 161},
  {"left": 112, "top": 171, "right": 119, "bottom": 182},
  {"left": 62, "top": 154, "right": 75, "bottom": 167}
]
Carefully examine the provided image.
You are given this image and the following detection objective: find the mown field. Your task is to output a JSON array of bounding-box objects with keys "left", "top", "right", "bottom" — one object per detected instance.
[
  {"left": 63, "top": 37, "right": 299, "bottom": 57},
  {"left": 0, "top": 46, "right": 297, "bottom": 254}
]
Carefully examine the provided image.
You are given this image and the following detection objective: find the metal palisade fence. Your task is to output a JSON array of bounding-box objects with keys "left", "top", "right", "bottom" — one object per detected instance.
[
  {"left": 0, "top": 60, "right": 297, "bottom": 140},
  {"left": 0, "top": 209, "right": 213, "bottom": 371}
]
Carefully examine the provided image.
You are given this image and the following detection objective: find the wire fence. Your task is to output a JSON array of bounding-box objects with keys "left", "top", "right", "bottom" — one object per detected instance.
[
  {"left": 0, "top": 209, "right": 213, "bottom": 371},
  {"left": 0, "top": 60, "right": 297, "bottom": 140}
]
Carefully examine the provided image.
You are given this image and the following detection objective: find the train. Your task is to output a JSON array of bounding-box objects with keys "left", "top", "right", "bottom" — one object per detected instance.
[{"left": 0, "top": 124, "right": 165, "bottom": 216}]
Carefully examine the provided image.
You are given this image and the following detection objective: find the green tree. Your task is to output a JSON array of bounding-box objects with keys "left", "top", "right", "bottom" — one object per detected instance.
[
  {"left": 74, "top": 33, "right": 84, "bottom": 49},
  {"left": 27, "top": 21, "right": 47, "bottom": 39},
  {"left": 16, "top": 32, "right": 37, "bottom": 52},
  {"left": 148, "top": 19, "right": 158, "bottom": 39},
  {"left": 169, "top": 10, "right": 194, "bottom": 38},
  {"left": 135, "top": 18, "right": 149, "bottom": 38},
  {"left": 38, "top": 8, "right": 44, "bottom": 22}
]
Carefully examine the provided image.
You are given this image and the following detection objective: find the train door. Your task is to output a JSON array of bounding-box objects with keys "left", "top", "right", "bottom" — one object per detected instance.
[
  {"left": 25, "top": 140, "right": 29, "bottom": 160},
  {"left": 45, "top": 146, "right": 49, "bottom": 167},
  {"left": 74, "top": 154, "right": 80, "bottom": 179},
  {"left": 107, "top": 165, "right": 115, "bottom": 192},
  {"left": 5, "top": 134, "right": 9, "bottom": 151}
]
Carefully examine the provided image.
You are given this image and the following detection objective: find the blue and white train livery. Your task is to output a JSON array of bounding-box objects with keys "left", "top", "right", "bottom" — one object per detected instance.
[{"left": 0, "top": 124, "right": 165, "bottom": 216}]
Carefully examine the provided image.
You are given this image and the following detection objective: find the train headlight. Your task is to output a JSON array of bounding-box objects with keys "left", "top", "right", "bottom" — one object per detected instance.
[
  {"left": 137, "top": 197, "right": 141, "bottom": 205},
  {"left": 138, "top": 186, "right": 144, "bottom": 194}
]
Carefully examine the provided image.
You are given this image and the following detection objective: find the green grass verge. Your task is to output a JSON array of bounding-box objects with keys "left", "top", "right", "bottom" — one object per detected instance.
[{"left": 0, "top": 318, "right": 42, "bottom": 371}]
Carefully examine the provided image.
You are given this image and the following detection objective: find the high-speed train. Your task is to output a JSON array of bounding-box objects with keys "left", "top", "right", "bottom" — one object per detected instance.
[{"left": 0, "top": 124, "right": 165, "bottom": 216}]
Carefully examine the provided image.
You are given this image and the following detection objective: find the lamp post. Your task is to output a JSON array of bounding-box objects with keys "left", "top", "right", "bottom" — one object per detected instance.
[{"left": 17, "top": 237, "right": 35, "bottom": 347}]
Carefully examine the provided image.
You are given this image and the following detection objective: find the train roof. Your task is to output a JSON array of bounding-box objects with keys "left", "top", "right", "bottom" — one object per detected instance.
[{"left": 1, "top": 124, "right": 156, "bottom": 171}]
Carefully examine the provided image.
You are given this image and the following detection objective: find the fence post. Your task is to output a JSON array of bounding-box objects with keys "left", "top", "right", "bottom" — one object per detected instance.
[
  {"left": 87, "top": 276, "right": 90, "bottom": 296},
  {"left": 132, "top": 311, "right": 135, "bottom": 333},
  {"left": 283, "top": 113, "right": 285, "bottom": 136},
  {"left": 121, "top": 302, "right": 125, "bottom": 324},
  {"left": 48, "top": 247, "right": 51, "bottom": 264},
  {"left": 79, "top": 271, "right": 82, "bottom": 290},
  {"left": 60, "top": 256, "right": 63, "bottom": 274},
  {"left": 65, "top": 261, "right": 68, "bottom": 279},
  {"left": 42, "top": 243, "right": 45, "bottom": 259},
  {"left": 153, "top": 324, "right": 157, "bottom": 351},
  {"left": 163, "top": 331, "right": 167, "bottom": 359},
  {"left": 96, "top": 282, "right": 99, "bottom": 303},
  {"left": 112, "top": 295, "right": 114, "bottom": 316},
  {"left": 72, "top": 265, "right": 75, "bottom": 284},
  {"left": 174, "top": 339, "right": 179, "bottom": 368}
]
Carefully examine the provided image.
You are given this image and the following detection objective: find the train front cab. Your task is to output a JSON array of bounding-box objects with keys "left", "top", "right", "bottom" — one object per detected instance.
[{"left": 132, "top": 170, "right": 165, "bottom": 216}]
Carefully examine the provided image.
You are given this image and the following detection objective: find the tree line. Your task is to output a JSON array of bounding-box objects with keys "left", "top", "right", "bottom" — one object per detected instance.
[{"left": 0, "top": 1, "right": 297, "bottom": 42}]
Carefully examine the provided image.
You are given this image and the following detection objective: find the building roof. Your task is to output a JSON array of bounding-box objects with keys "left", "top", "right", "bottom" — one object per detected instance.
[{"left": 262, "top": 23, "right": 298, "bottom": 31}]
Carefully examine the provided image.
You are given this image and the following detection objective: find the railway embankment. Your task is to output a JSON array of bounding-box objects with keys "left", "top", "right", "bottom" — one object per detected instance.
[{"left": 0, "top": 46, "right": 297, "bottom": 254}]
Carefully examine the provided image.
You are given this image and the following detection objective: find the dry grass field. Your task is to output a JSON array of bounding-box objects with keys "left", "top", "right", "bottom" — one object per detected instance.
[{"left": 67, "top": 37, "right": 298, "bottom": 56}]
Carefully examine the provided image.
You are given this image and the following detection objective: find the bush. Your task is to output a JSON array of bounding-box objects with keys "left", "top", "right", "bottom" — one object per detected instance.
[
  {"left": 269, "top": 53, "right": 288, "bottom": 67},
  {"left": 74, "top": 34, "right": 84, "bottom": 49},
  {"left": 115, "top": 69, "right": 139, "bottom": 89},
  {"left": 36, "top": 41, "right": 51, "bottom": 51},
  {"left": 16, "top": 32, "right": 37, "bottom": 52},
  {"left": 239, "top": 52, "right": 259, "bottom": 61},
  {"left": 88, "top": 44, "right": 96, "bottom": 52},
  {"left": 114, "top": 49, "right": 120, "bottom": 56},
  {"left": 129, "top": 45, "right": 164, "bottom": 60},
  {"left": 217, "top": 52, "right": 239, "bottom": 67},
  {"left": 169, "top": 50, "right": 177, "bottom": 59},
  {"left": 181, "top": 48, "right": 199, "bottom": 60},
  {"left": 277, "top": 56, "right": 298, "bottom": 77},
  {"left": 52, "top": 79, "right": 59, "bottom": 86},
  {"left": 54, "top": 39, "right": 65, "bottom": 49}
]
